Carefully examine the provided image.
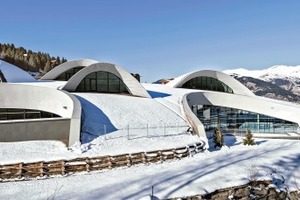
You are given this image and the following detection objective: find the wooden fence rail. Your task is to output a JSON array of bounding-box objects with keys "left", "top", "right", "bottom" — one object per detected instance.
[{"left": 0, "top": 142, "right": 205, "bottom": 181}]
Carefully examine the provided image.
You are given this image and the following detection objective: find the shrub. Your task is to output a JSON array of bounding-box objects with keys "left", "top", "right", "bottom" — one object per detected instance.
[
  {"left": 243, "top": 128, "right": 256, "bottom": 145},
  {"left": 213, "top": 127, "right": 224, "bottom": 148}
]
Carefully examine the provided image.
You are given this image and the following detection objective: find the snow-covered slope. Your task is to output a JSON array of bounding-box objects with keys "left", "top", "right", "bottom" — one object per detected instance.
[
  {"left": 76, "top": 93, "right": 188, "bottom": 130},
  {"left": 0, "top": 60, "right": 36, "bottom": 82},
  {"left": 224, "top": 65, "right": 300, "bottom": 102}
]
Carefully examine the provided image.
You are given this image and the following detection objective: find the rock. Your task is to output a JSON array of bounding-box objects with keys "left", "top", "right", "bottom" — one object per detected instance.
[
  {"left": 266, "top": 188, "right": 278, "bottom": 199},
  {"left": 233, "top": 186, "right": 250, "bottom": 198},
  {"left": 278, "top": 191, "right": 287, "bottom": 199},
  {"left": 251, "top": 187, "right": 268, "bottom": 197},
  {"left": 289, "top": 191, "right": 300, "bottom": 200}
]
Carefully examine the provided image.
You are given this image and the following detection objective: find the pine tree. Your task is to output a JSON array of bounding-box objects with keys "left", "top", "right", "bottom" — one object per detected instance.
[
  {"left": 44, "top": 60, "right": 52, "bottom": 73},
  {"left": 213, "top": 127, "right": 224, "bottom": 148},
  {"left": 0, "top": 42, "right": 67, "bottom": 72},
  {"left": 243, "top": 128, "right": 256, "bottom": 145}
]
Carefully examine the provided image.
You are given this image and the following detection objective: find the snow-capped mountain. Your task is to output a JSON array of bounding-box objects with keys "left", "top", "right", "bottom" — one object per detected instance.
[{"left": 224, "top": 65, "right": 300, "bottom": 103}]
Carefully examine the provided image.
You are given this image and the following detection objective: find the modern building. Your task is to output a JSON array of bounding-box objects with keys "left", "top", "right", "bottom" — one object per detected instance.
[
  {"left": 165, "top": 70, "right": 300, "bottom": 137},
  {"left": 0, "top": 59, "right": 299, "bottom": 147}
]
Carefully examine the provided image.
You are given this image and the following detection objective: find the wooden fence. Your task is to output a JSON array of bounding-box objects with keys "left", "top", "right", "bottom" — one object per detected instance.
[{"left": 0, "top": 142, "right": 205, "bottom": 181}]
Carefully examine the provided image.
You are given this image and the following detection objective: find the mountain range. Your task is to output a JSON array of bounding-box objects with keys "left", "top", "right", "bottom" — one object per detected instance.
[{"left": 223, "top": 65, "right": 300, "bottom": 103}]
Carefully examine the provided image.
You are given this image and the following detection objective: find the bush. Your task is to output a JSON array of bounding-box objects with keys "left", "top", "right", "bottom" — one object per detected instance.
[
  {"left": 213, "top": 127, "right": 224, "bottom": 148},
  {"left": 243, "top": 128, "right": 256, "bottom": 145}
]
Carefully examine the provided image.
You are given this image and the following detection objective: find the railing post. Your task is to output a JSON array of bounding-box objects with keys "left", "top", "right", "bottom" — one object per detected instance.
[
  {"left": 104, "top": 124, "right": 107, "bottom": 140},
  {"left": 147, "top": 124, "right": 149, "bottom": 138},
  {"left": 151, "top": 185, "right": 154, "bottom": 199},
  {"left": 127, "top": 125, "right": 130, "bottom": 140}
]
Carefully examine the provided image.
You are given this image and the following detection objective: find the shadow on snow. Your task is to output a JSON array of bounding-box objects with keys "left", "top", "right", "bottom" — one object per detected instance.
[
  {"left": 147, "top": 90, "right": 171, "bottom": 98},
  {"left": 75, "top": 95, "right": 117, "bottom": 143}
]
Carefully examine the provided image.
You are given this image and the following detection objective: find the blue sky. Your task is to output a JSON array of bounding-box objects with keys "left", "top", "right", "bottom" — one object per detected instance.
[{"left": 1, "top": 0, "right": 300, "bottom": 82}]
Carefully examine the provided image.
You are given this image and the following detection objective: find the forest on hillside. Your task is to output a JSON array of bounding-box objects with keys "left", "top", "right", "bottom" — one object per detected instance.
[{"left": 0, "top": 43, "right": 67, "bottom": 74}]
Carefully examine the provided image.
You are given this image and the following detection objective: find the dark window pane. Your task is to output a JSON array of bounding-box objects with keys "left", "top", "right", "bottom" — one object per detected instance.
[
  {"left": 75, "top": 71, "right": 129, "bottom": 94},
  {"left": 181, "top": 76, "right": 234, "bottom": 93},
  {"left": 55, "top": 66, "right": 84, "bottom": 81}
]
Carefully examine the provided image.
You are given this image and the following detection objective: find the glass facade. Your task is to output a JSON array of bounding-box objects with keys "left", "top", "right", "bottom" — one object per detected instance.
[
  {"left": 192, "top": 105, "right": 298, "bottom": 134},
  {"left": 181, "top": 76, "right": 233, "bottom": 93},
  {"left": 0, "top": 108, "right": 60, "bottom": 121},
  {"left": 55, "top": 66, "right": 84, "bottom": 81},
  {"left": 75, "top": 71, "right": 129, "bottom": 94}
]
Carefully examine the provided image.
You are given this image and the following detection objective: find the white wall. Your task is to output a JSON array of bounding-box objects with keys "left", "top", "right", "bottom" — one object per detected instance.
[{"left": 0, "top": 84, "right": 81, "bottom": 146}]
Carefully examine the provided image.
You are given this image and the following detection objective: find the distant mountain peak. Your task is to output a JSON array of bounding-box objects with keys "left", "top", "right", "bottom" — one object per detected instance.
[
  {"left": 223, "top": 65, "right": 300, "bottom": 103},
  {"left": 224, "top": 65, "right": 300, "bottom": 81}
]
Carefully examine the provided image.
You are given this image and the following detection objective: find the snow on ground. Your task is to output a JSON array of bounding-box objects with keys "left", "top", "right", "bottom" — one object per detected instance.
[
  {"left": 0, "top": 133, "right": 201, "bottom": 165},
  {"left": 0, "top": 86, "right": 204, "bottom": 164},
  {"left": 75, "top": 92, "right": 191, "bottom": 144},
  {"left": 75, "top": 132, "right": 200, "bottom": 156},
  {"left": 0, "top": 141, "right": 77, "bottom": 165},
  {"left": 76, "top": 92, "right": 188, "bottom": 130},
  {"left": 1, "top": 137, "right": 299, "bottom": 200}
]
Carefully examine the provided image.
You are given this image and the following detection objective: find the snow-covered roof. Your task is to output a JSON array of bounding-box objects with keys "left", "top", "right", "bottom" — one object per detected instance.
[{"left": 0, "top": 60, "right": 36, "bottom": 83}]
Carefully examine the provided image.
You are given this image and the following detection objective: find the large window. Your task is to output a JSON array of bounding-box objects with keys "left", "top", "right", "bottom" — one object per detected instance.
[
  {"left": 55, "top": 66, "right": 84, "bottom": 81},
  {"left": 0, "top": 108, "right": 60, "bottom": 121},
  {"left": 75, "top": 71, "right": 129, "bottom": 94},
  {"left": 193, "top": 105, "right": 298, "bottom": 134},
  {"left": 181, "top": 76, "right": 233, "bottom": 93}
]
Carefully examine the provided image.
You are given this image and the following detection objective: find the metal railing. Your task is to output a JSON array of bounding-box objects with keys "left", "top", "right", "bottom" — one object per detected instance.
[{"left": 82, "top": 122, "right": 190, "bottom": 140}]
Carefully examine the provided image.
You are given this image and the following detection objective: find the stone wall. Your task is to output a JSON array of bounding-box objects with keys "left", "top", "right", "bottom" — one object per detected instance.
[{"left": 171, "top": 180, "right": 300, "bottom": 200}]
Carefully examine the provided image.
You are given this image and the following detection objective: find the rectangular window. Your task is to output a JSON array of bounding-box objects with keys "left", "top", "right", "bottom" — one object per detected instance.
[{"left": 90, "top": 79, "right": 96, "bottom": 91}]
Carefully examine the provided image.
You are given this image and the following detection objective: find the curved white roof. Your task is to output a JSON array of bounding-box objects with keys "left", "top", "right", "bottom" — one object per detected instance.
[
  {"left": 167, "top": 70, "right": 254, "bottom": 96},
  {"left": 62, "top": 62, "right": 151, "bottom": 98},
  {"left": 0, "top": 60, "right": 36, "bottom": 83},
  {"left": 40, "top": 58, "right": 98, "bottom": 80}
]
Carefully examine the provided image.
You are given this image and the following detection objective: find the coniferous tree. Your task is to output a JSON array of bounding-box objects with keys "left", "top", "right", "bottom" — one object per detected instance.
[
  {"left": 44, "top": 60, "right": 52, "bottom": 73},
  {"left": 0, "top": 42, "right": 67, "bottom": 74},
  {"left": 213, "top": 127, "right": 224, "bottom": 148},
  {"left": 243, "top": 128, "right": 256, "bottom": 145}
]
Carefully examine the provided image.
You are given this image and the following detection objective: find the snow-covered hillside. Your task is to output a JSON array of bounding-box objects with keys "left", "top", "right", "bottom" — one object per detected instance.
[
  {"left": 224, "top": 65, "right": 300, "bottom": 102},
  {"left": 224, "top": 65, "right": 300, "bottom": 81}
]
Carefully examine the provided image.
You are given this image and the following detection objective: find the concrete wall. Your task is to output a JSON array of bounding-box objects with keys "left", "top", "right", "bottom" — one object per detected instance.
[
  {"left": 0, "top": 118, "right": 70, "bottom": 143},
  {"left": 0, "top": 84, "right": 81, "bottom": 146},
  {"left": 181, "top": 93, "right": 206, "bottom": 138}
]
